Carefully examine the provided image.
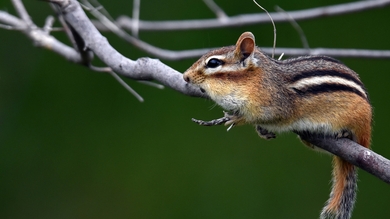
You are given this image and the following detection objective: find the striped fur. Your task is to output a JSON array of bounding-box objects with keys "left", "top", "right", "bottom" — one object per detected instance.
[
  {"left": 289, "top": 70, "right": 368, "bottom": 100},
  {"left": 183, "top": 32, "right": 372, "bottom": 219}
]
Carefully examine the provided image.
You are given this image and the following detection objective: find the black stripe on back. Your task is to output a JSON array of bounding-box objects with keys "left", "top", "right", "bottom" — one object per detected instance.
[
  {"left": 279, "top": 56, "right": 342, "bottom": 66},
  {"left": 292, "top": 83, "right": 367, "bottom": 100},
  {"left": 291, "top": 70, "right": 365, "bottom": 88}
]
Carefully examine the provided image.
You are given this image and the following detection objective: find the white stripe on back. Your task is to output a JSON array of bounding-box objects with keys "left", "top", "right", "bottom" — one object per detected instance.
[{"left": 290, "top": 76, "right": 366, "bottom": 98}]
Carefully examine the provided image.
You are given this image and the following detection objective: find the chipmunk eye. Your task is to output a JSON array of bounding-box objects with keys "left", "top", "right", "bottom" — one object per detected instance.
[{"left": 206, "top": 58, "right": 224, "bottom": 68}]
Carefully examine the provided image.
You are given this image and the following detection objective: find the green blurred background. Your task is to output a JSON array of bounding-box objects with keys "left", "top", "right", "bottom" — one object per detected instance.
[{"left": 1, "top": 0, "right": 389, "bottom": 218}]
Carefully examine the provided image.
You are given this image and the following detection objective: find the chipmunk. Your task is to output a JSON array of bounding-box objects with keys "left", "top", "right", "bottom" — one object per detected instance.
[{"left": 183, "top": 32, "right": 372, "bottom": 219}]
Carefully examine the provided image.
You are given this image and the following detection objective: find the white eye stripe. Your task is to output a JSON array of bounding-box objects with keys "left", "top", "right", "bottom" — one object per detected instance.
[{"left": 205, "top": 55, "right": 226, "bottom": 65}]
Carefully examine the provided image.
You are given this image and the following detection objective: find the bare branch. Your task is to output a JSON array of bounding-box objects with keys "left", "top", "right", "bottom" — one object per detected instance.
[
  {"left": 192, "top": 116, "right": 390, "bottom": 184},
  {"left": 83, "top": 63, "right": 145, "bottom": 100},
  {"left": 268, "top": 47, "right": 390, "bottom": 59},
  {"left": 86, "top": 1, "right": 390, "bottom": 61},
  {"left": 137, "top": 80, "right": 164, "bottom": 90},
  {"left": 56, "top": 0, "right": 203, "bottom": 96},
  {"left": 80, "top": 0, "right": 212, "bottom": 60},
  {"left": 88, "top": 8, "right": 390, "bottom": 61},
  {"left": 109, "top": 71, "right": 144, "bottom": 102},
  {"left": 252, "top": 0, "right": 276, "bottom": 58},
  {"left": 0, "top": 5, "right": 29, "bottom": 31},
  {"left": 12, "top": 0, "right": 33, "bottom": 26},
  {"left": 275, "top": 6, "right": 309, "bottom": 50},
  {"left": 203, "top": 0, "right": 228, "bottom": 22},
  {"left": 0, "top": 23, "right": 18, "bottom": 30},
  {"left": 299, "top": 133, "right": 390, "bottom": 184},
  {"left": 0, "top": 10, "right": 82, "bottom": 63},
  {"left": 43, "top": 15, "right": 55, "bottom": 34},
  {"left": 99, "top": 0, "right": 390, "bottom": 31},
  {"left": 133, "top": 46, "right": 390, "bottom": 61},
  {"left": 0, "top": 10, "right": 26, "bottom": 28},
  {"left": 131, "top": 0, "right": 140, "bottom": 37}
]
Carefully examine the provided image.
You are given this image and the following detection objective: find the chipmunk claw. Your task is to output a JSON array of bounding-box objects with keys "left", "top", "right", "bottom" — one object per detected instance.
[{"left": 223, "top": 111, "right": 246, "bottom": 127}]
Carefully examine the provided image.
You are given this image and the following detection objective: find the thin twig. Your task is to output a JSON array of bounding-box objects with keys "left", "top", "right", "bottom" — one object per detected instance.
[
  {"left": 88, "top": 65, "right": 111, "bottom": 72},
  {"left": 82, "top": 0, "right": 212, "bottom": 60},
  {"left": 0, "top": 10, "right": 82, "bottom": 63},
  {"left": 100, "top": 0, "right": 390, "bottom": 31},
  {"left": 3, "top": 4, "right": 389, "bottom": 62},
  {"left": 88, "top": 65, "right": 144, "bottom": 101},
  {"left": 109, "top": 71, "right": 144, "bottom": 102},
  {"left": 253, "top": 0, "right": 276, "bottom": 58},
  {"left": 203, "top": 0, "right": 228, "bottom": 22},
  {"left": 0, "top": 23, "right": 17, "bottom": 30},
  {"left": 50, "top": 3, "right": 81, "bottom": 53},
  {"left": 137, "top": 81, "right": 164, "bottom": 89},
  {"left": 52, "top": 0, "right": 203, "bottom": 97},
  {"left": 11, "top": 0, "right": 33, "bottom": 26},
  {"left": 43, "top": 15, "right": 55, "bottom": 34},
  {"left": 86, "top": 1, "right": 390, "bottom": 60},
  {"left": 89, "top": 7, "right": 390, "bottom": 61},
  {"left": 132, "top": 0, "right": 140, "bottom": 37},
  {"left": 275, "top": 6, "right": 310, "bottom": 51},
  {"left": 267, "top": 47, "right": 390, "bottom": 59},
  {"left": 87, "top": 58, "right": 166, "bottom": 96}
]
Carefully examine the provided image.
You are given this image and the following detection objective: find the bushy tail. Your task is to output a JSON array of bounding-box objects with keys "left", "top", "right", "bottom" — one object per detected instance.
[{"left": 320, "top": 157, "right": 357, "bottom": 219}]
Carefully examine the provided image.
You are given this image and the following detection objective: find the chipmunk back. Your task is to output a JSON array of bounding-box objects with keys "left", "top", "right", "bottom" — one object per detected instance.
[{"left": 183, "top": 32, "right": 372, "bottom": 219}]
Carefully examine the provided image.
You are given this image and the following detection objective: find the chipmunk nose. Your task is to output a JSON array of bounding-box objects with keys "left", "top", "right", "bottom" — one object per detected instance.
[{"left": 183, "top": 74, "right": 190, "bottom": 83}]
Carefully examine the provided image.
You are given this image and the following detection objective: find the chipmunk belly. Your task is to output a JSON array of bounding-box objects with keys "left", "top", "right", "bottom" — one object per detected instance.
[{"left": 259, "top": 119, "right": 333, "bottom": 134}]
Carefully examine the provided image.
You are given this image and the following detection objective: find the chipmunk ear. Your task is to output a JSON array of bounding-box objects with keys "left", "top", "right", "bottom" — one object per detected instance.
[{"left": 235, "top": 32, "right": 255, "bottom": 59}]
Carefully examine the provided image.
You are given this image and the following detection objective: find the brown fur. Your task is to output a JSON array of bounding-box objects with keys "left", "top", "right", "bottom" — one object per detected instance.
[{"left": 183, "top": 32, "right": 372, "bottom": 219}]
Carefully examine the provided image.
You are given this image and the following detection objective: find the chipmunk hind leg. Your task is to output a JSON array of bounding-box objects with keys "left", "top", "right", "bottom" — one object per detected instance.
[{"left": 255, "top": 125, "right": 276, "bottom": 140}]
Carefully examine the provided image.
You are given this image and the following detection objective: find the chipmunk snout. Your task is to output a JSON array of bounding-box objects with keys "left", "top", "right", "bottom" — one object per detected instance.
[{"left": 183, "top": 74, "right": 190, "bottom": 83}]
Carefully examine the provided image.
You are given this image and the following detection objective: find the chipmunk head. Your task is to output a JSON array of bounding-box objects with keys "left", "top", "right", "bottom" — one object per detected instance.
[{"left": 183, "top": 32, "right": 266, "bottom": 112}]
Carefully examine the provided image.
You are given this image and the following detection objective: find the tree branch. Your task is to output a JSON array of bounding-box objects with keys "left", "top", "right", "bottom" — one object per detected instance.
[
  {"left": 11, "top": 0, "right": 33, "bottom": 26},
  {"left": 299, "top": 133, "right": 390, "bottom": 184},
  {"left": 193, "top": 117, "right": 390, "bottom": 184},
  {"left": 93, "top": 0, "right": 390, "bottom": 31},
  {"left": 57, "top": 0, "right": 203, "bottom": 96},
  {"left": 87, "top": 0, "right": 390, "bottom": 60},
  {"left": 0, "top": 10, "right": 82, "bottom": 62}
]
